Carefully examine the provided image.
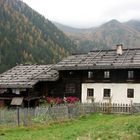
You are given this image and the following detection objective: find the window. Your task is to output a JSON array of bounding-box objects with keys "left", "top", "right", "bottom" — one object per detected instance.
[
  {"left": 128, "top": 71, "right": 134, "bottom": 79},
  {"left": 69, "top": 71, "right": 73, "bottom": 75},
  {"left": 104, "top": 71, "right": 110, "bottom": 79},
  {"left": 65, "top": 84, "right": 75, "bottom": 93},
  {"left": 127, "top": 89, "right": 134, "bottom": 98},
  {"left": 87, "top": 88, "right": 94, "bottom": 98},
  {"left": 103, "top": 89, "right": 111, "bottom": 98},
  {"left": 88, "top": 71, "right": 93, "bottom": 79}
]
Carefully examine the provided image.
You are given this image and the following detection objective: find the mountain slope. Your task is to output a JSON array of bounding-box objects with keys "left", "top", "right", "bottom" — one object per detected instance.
[
  {"left": 0, "top": 0, "right": 76, "bottom": 73},
  {"left": 55, "top": 19, "right": 140, "bottom": 52},
  {"left": 54, "top": 22, "right": 97, "bottom": 52},
  {"left": 92, "top": 19, "right": 140, "bottom": 48},
  {"left": 54, "top": 21, "right": 95, "bottom": 33},
  {"left": 125, "top": 20, "right": 140, "bottom": 32}
]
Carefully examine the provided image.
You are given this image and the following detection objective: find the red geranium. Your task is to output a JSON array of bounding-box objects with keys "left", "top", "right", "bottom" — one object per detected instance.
[
  {"left": 46, "top": 96, "right": 79, "bottom": 105},
  {"left": 65, "top": 96, "right": 79, "bottom": 103}
]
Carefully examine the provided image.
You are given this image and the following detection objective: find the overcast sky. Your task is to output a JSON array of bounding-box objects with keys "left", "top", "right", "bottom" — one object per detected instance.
[{"left": 22, "top": 0, "right": 140, "bottom": 28}]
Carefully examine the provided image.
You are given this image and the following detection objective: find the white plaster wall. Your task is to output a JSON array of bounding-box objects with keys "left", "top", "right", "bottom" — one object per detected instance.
[{"left": 82, "top": 83, "right": 140, "bottom": 104}]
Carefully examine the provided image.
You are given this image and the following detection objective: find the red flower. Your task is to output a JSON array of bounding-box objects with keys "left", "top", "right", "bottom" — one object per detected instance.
[
  {"left": 55, "top": 97, "right": 63, "bottom": 104},
  {"left": 46, "top": 96, "right": 79, "bottom": 105},
  {"left": 65, "top": 96, "right": 79, "bottom": 103}
]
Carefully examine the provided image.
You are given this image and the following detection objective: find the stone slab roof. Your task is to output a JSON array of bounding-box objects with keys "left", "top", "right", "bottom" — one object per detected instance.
[
  {"left": 54, "top": 48, "right": 140, "bottom": 70},
  {"left": 0, "top": 65, "right": 59, "bottom": 88}
]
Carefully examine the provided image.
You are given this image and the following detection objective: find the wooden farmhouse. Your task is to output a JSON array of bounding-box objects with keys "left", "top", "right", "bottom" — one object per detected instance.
[
  {"left": 54, "top": 45, "right": 140, "bottom": 104},
  {"left": 0, "top": 65, "right": 58, "bottom": 107},
  {"left": 1, "top": 45, "right": 140, "bottom": 107}
]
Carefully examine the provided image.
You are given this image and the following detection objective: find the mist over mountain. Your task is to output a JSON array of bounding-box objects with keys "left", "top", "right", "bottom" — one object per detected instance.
[
  {"left": 1, "top": 0, "right": 140, "bottom": 73},
  {"left": 54, "top": 19, "right": 140, "bottom": 52}
]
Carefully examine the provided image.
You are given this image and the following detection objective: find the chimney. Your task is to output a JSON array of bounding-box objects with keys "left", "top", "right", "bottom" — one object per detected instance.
[{"left": 116, "top": 44, "right": 123, "bottom": 55}]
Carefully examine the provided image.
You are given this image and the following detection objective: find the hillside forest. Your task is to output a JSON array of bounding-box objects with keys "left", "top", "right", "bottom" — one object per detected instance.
[{"left": 0, "top": 0, "right": 76, "bottom": 73}]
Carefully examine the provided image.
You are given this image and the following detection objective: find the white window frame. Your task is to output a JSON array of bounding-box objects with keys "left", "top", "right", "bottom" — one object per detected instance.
[
  {"left": 104, "top": 71, "right": 110, "bottom": 79},
  {"left": 128, "top": 71, "right": 134, "bottom": 79}
]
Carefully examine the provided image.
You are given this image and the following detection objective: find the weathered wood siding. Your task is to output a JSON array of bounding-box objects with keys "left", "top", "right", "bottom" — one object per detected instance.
[
  {"left": 50, "top": 69, "right": 140, "bottom": 99},
  {"left": 47, "top": 71, "right": 82, "bottom": 99}
]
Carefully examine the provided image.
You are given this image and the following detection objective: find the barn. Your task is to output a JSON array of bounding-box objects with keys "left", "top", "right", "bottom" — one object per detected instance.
[{"left": 0, "top": 65, "right": 58, "bottom": 107}]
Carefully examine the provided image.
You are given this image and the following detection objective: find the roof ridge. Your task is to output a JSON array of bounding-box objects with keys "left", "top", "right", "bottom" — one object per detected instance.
[{"left": 90, "top": 47, "right": 140, "bottom": 52}]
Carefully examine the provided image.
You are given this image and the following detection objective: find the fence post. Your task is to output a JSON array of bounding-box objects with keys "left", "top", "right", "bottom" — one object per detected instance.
[
  {"left": 67, "top": 104, "right": 71, "bottom": 119},
  {"left": 17, "top": 106, "right": 20, "bottom": 126},
  {"left": 108, "top": 98, "right": 112, "bottom": 114},
  {"left": 130, "top": 100, "right": 133, "bottom": 114}
]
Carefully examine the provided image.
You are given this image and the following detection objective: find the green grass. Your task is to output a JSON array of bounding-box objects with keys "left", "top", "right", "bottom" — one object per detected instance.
[{"left": 0, "top": 113, "right": 140, "bottom": 140}]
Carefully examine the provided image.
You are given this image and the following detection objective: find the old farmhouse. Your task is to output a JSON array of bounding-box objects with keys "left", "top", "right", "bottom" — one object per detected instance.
[
  {"left": 54, "top": 45, "right": 140, "bottom": 104},
  {"left": 0, "top": 65, "right": 58, "bottom": 107},
  {"left": 1, "top": 45, "right": 140, "bottom": 106}
]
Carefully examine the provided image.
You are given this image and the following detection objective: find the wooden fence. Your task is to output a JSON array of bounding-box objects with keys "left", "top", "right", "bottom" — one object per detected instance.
[
  {"left": 0, "top": 103, "right": 140, "bottom": 126},
  {"left": 132, "top": 103, "right": 140, "bottom": 113},
  {"left": 99, "top": 103, "right": 132, "bottom": 114}
]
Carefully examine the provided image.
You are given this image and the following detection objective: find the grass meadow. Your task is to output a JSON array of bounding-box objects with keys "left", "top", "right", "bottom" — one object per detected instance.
[{"left": 0, "top": 113, "right": 140, "bottom": 140}]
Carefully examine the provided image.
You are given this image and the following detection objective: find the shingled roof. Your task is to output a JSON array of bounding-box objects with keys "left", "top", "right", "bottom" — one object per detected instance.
[
  {"left": 54, "top": 48, "right": 140, "bottom": 70},
  {"left": 0, "top": 65, "right": 59, "bottom": 88}
]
